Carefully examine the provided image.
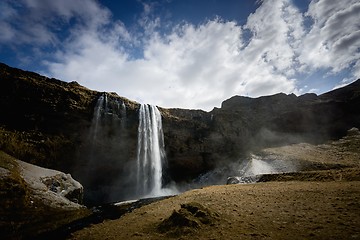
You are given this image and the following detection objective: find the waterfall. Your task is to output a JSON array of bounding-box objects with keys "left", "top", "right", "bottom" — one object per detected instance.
[
  {"left": 88, "top": 93, "right": 127, "bottom": 143},
  {"left": 81, "top": 96, "right": 175, "bottom": 203},
  {"left": 79, "top": 93, "right": 131, "bottom": 203},
  {"left": 136, "top": 104, "right": 166, "bottom": 197},
  {"left": 90, "top": 94, "right": 105, "bottom": 142},
  {"left": 120, "top": 102, "right": 127, "bottom": 130}
]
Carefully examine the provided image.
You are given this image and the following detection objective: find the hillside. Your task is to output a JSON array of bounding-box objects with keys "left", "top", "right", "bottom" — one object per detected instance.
[{"left": 69, "top": 130, "right": 360, "bottom": 239}]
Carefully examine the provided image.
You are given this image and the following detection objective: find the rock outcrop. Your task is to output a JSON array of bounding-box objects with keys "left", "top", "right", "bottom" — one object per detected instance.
[
  {"left": 0, "top": 151, "right": 89, "bottom": 238},
  {"left": 18, "top": 159, "right": 84, "bottom": 205},
  {"left": 158, "top": 202, "right": 219, "bottom": 236},
  {"left": 1, "top": 62, "right": 359, "bottom": 204}
]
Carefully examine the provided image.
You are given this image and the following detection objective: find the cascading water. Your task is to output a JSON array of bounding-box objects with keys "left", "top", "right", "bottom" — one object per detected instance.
[
  {"left": 120, "top": 102, "right": 126, "bottom": 130},
  {"left": 90, "top": 94, "right": 105, "bottom": 142},
  {"left": 79, "top": 96, "right": 176, "bottom": 203},
  {"left": 77, "top": 93, "right": 132, "bottom": 204},
  {"left": 136, "top": 104, "right": 166, "bottom": 197},
  {"left": 88, "top": 93, "right": 127, "bottom": 145}
]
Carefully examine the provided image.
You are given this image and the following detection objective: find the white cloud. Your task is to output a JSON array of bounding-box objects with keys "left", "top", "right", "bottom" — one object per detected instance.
[
  {"left": 244, "top": 0, "right": 304, "bottom": 75},
  {"left": 0, "top": 0, "right": 110, "bottom": 45},
  {"left": 46, "top": 0, "right": 302, "bottom": 110},
  {"left": 353, "top": 61, "right": 360, "bottom": 79},
  {"left": 0, "top": 22, "right": 14, "bottom": 42},
  {"left": 299, "top": 0, "right": 360, "bottom": 75},
  {"left": 3, "top": 0, "right": 360, "bottom": 111},
  {"left": 332, "top": 77, "right": 357, "bottom": 90}
]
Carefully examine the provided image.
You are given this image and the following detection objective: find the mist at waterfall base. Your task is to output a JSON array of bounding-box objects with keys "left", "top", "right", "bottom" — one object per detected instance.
[
  {"left": 191, "top": 154, "right": 300, "bottom": 188},
  {"left": 75, "top": 95, "right": 177, "bottom": 205}
]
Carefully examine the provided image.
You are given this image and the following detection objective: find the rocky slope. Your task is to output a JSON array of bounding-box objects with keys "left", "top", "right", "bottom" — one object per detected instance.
[
  {"left": 1, "top": 62, "right": 360, "bottom": 204},
  {"left": 0, "top": 151, "right": 89, "bottom": 239}
]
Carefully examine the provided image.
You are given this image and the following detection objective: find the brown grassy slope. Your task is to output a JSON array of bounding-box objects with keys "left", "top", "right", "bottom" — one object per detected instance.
[
  {"left": 70, "top": 182, "right": 360, "bottom": 240},
  {"left": 261, "top": 127, "right": 360, "bottom": 168}
]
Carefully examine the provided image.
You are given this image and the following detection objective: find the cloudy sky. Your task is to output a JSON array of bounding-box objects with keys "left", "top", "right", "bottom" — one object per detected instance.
[{"left": 1, "top": 0, "right": 359, "bottom": 110}]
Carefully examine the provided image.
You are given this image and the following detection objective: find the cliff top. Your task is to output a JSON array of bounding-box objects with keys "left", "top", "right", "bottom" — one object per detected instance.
[{"left": 220, "top": 79, "right": 360, "bottom": 110}]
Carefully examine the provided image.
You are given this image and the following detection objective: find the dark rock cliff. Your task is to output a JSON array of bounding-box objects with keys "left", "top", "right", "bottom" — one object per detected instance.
[
  {"left": 162, "top": 83, "right": 360, "bottom": 184},
  {"left": 1, "top": 62, "right": 359, "bottom": 203},
  {"left": 0, "top": 63, "right": 139, "bottom": 203}
]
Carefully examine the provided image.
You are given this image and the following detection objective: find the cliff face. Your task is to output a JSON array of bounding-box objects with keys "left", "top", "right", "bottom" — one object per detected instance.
[
  {"left": 1, "top": 62, "right": 359, "bottom": 203},
  {"left": 0, "top": 63, "right": 140, "bottom": 203},
  {"left": 162, "top": 85, "right": 360, "bottom": 184}
]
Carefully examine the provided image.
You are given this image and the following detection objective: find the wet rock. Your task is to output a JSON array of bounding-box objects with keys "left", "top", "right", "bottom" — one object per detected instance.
[
  {"left": 226, "top": 176, "right": 260, "bottom": 184},
  {"left": 41, "top": 173, "right": 84, "bottom": 204}
]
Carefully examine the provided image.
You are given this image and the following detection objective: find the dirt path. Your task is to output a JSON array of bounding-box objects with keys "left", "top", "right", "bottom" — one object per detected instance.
[{"left": 70, "top": 181, "right": 360, "bottom": 240}]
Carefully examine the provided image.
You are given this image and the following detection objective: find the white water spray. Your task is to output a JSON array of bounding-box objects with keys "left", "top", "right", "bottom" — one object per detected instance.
[
  {"left": 243, "top": 154, "right": 276, "bottom": 176},
  {"left": 136, "top": 104, "right": 166, "bottom": 197}
]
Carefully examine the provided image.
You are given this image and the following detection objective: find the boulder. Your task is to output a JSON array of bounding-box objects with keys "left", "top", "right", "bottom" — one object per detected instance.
[
  {"left": 18, "top": 159, "right": 84, "bottom": 206},
  {"left": 0, "top": 151, "right": 89, "bottom": 239},
  {"left": 40, "top": 173, "right": 83, "bottom": 204},
  {"left": 226, "top": 176, "right": 260, "bottom": 184},
  {"left": 158, "top": 202, "right": 219, "bottom": 236}
]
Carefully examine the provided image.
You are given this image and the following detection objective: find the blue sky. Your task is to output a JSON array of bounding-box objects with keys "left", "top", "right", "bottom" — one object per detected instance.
[{"left": 1, "top": 0, "right": 359, "bottom": 110}]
